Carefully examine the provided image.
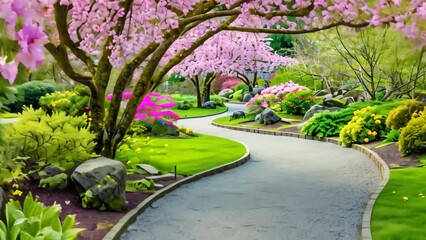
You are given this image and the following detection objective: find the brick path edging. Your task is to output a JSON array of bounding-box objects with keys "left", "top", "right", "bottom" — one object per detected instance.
[
  {"left": 103, "top": 144, "right": 250, "bottom": 240},
  {"left": 211, "top": 122, "right": 390, "bottom": 240}
]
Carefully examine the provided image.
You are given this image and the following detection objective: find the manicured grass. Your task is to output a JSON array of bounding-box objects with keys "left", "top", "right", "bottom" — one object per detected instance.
[
  {"left": 372, "top": 167, "right": 426, "bottom": 239},
  {"left": 276, "top": 112, "right": 303, "bottom": 120},
  {"left": 173, "top": 106, "right": 228, "bottom": 118},
  {"left": 212, "top": 115, "right": 256, "bottom": 126},
  {"left": 115, "top": 134, "right": 246, "bottom": 176},
  {"left": 0, "top": 112, "right": 19, "bottom": 118}
]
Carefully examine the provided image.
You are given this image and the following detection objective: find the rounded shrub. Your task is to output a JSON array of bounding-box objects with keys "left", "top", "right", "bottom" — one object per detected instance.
[
  {"left": 245, "top": 94, "right": 281, "bottom": 115},
  {"left": 39, "top": 91, "right": 90, "bottom": 117},
  {"left": 7, "top": 81, "right": 56, "bottom": 112},
  {"left": 386, "top": 99, "right": 425, "bottom": 130},
  {"left": 399, "top": 107, "right": 426, "bottom": 156},
  {"left": 281, "top": 89, "right": 316, "bottom": 115},
  {"left": 339, "top": 106, "right": 388, "bottom": 147}
]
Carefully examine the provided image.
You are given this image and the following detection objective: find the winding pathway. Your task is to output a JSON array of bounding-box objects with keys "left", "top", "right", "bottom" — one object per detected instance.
[{"left": 121, "top": 103, "right": 380, "bottom": 240}]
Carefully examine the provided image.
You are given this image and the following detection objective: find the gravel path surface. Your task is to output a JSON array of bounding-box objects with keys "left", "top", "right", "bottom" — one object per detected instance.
[{"left": 121, "top": 103, "right": 380, "bottom": 240}]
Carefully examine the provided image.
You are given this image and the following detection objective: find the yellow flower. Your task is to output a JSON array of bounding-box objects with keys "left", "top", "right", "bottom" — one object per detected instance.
[
  {"left": 364, "top": 138, "right": 369, "bottom": 143},
  {"left": 126, "top": 160, "right": 132, "bottom": 165},
  {"left": 135, "top": 148, "right": 141, "bottom": 153},
  {"left": 372, "top": 131, "right": 377, "bottom": 136},
  {"left": 371, "top": 114, "right": 376, "bottom": 117},
  {"left": 11, "top": 190, "right": 23, "bottom": 196},
  {"left": 354, "top": 111, "right": 359, "bottom": 116},
  {"left": 403, "top": 196, "right": 409, "bottom": 201},
  {"left": 51, "top": 103, "right": 57, "bottom": 108},
  {"left": 12, "top": 183, "right": 19, "bottom": 189},
  {"left": 419, "top": 193, "right": 424, "bottom": 197},
  {"left": 375, "top": 120, "right": 381, "bottom": 125},
  {"left": 368, "top": 131, "right": 372, "bottom": 135}
]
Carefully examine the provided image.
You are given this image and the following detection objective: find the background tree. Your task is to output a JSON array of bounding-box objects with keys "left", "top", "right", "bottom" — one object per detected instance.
[
  {"left": 171, "top": 31, "right": 296, "bottom": 107},
  {"left": 330, "top": 27, "right": 425, "bottom": 100},
  {"left": 1, "top": 0, "right": 426, "bottom": 157}
]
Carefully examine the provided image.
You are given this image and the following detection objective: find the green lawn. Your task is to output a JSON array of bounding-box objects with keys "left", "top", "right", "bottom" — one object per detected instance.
[
  {"left": 212, "top": 115, "right": 256, "bottom": 126},
  {"left": 173, "top": 106, "right": 227, "bottom": 118},
  {"left": 115, "top": 134, "right": 246, "bottom": 175},
  {"left": 372, "top": 166, "right": 426, "bottom": 239},
  {"left": 276, "top": 112, "right": 303, "bottom": 120},
  {"left": 212, "top": 111, "right": 302, "bottom": 127}
]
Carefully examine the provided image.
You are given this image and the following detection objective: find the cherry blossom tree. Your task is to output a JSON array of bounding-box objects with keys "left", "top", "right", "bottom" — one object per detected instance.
[
  {"left": 170, "top": 31, "right": 297, "bottom": 107},
  {"left": 1, "top": 0, "right": 426, "bottom": 157}
]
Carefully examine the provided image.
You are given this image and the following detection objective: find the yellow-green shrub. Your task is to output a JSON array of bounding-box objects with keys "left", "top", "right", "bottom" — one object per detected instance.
[
  {"left": 399, "top": 107, "right": 426, "bottom": 156},
  {"left": 386, "top": 100, "right": 425, "bottom": 130},
  {"left": 340, "top": 106, "right": 387, "bottom": 147}
]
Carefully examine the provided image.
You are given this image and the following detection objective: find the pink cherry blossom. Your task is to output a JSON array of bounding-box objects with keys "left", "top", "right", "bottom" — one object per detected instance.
[{"left": 15, "top": 24, "right": 48, "bottom": 70}]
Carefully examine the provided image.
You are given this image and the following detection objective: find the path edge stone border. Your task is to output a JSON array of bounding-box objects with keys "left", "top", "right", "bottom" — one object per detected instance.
[
  {"left": 212, "top": 122, "right": 390, "bottom": 240},
  {"left": 103, "top": 143, "right": 250, "bottom": 240}
]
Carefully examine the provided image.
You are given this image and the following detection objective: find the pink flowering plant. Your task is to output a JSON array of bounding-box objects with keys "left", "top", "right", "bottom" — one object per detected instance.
[
  {"left": 281, "top": 90, "right": 317, "bottom": 115},
  {"left": 107, "top": 92, "right": 179, "bottom": 126},
  {"left": 245, "top": 94, "right": 281, "bottom": 115},
  {"left": 261, "top": 81, "right": 308, "bottom": 99},
  {"left": 222, "top": 78, "right": 243, "bottom": 90}
]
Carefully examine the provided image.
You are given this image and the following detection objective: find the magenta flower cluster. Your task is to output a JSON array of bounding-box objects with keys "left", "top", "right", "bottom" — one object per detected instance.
[
  {"left": 107, "top": 92, "right": 179, "bottom": 125},
  {"left": 261, "top": 81, "right": 308, "bottom": 99},
  {"left": 221, "top": 78, "right": 243, "bottom": 90}
]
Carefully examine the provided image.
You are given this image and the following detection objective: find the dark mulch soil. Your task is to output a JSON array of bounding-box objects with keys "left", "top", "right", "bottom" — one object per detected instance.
[{"left": 12, "top": 174, "right": 180, "bottom": 240}]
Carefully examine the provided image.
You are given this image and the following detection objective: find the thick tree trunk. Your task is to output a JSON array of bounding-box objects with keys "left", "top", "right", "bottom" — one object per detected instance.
[{"left": 202, "top": 83, "right": 211, "bottom": 103}]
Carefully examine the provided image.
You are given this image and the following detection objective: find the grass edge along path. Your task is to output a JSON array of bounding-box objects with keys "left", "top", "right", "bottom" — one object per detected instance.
[
  {"left": 115, "top": 134, "right": 246, "bottom": 176},
  {"left": 173, "top": 106, "right": 228, "bottom": 119},
  {"left": 371, "top": 167, "right": 426, "bottom": 240}
]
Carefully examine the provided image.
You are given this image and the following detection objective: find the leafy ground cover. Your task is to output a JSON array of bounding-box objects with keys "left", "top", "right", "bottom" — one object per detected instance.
[
  {"left": 116, "top": 134, "right": 246, "bottom": 175},
  {"left": 372, "top": 162, "right": 426, "bottom": 240},
  {"left": 172, "top": 106, "right": 228, "bottom": 118}
]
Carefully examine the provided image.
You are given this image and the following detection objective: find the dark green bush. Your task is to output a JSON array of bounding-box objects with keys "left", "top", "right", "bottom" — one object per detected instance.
[
  {"left": 386, "top": 100, "right": 425, "bottom": 130},
  {"left": 301, "top": 108, "right": 354, "bottom": 138},
  {"left": 399, "top": 107, "right": 426, "bottom": 156},
  {"left": 282, "top": 90, "right": 316, "bottom": 115},
  {"left": 7, "top": 81, "right": 56, "bottom": 113},
  {"left": 39, "top": 91, "right": 90, "bottom": 117}
]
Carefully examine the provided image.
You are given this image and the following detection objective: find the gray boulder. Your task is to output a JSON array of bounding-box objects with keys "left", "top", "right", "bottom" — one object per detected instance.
[
  {"left": 344, "top": 90, "right": 370, "bottom": 101},
  {"left": 242, "top": 94, "right": 253, "bottom": 102},
  {"left": 303, "top": 104, "right": 343, "bottom": 121},
  {"left": 256, "top": 108, "right": 281, "bottom": 125},
  {"left": 333, "top": 88, "right": 348, "bottom": 97},
  {"left": 71, "top": 157, "right": 127, "bottom": 211},
  {"left": 0, "top": 187, "right": 7, "bottom": 223},
  {"left": 322, "top": 98, "right": 346, "bottom": 108},
  {"left": 251, "top": 87, "right": 264, "bottom": 95},
  {"left": 201, "top": 101, "right": 216, "bottom": 109},
  {"left": 152, "top": 120, "right": 179, "bottom": 136},
  {"left": 230, "top": 110, "right": 246, "bottom": 121},
  {"left": 314, "top": 89, "right": 330, "bottom": 96}
]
